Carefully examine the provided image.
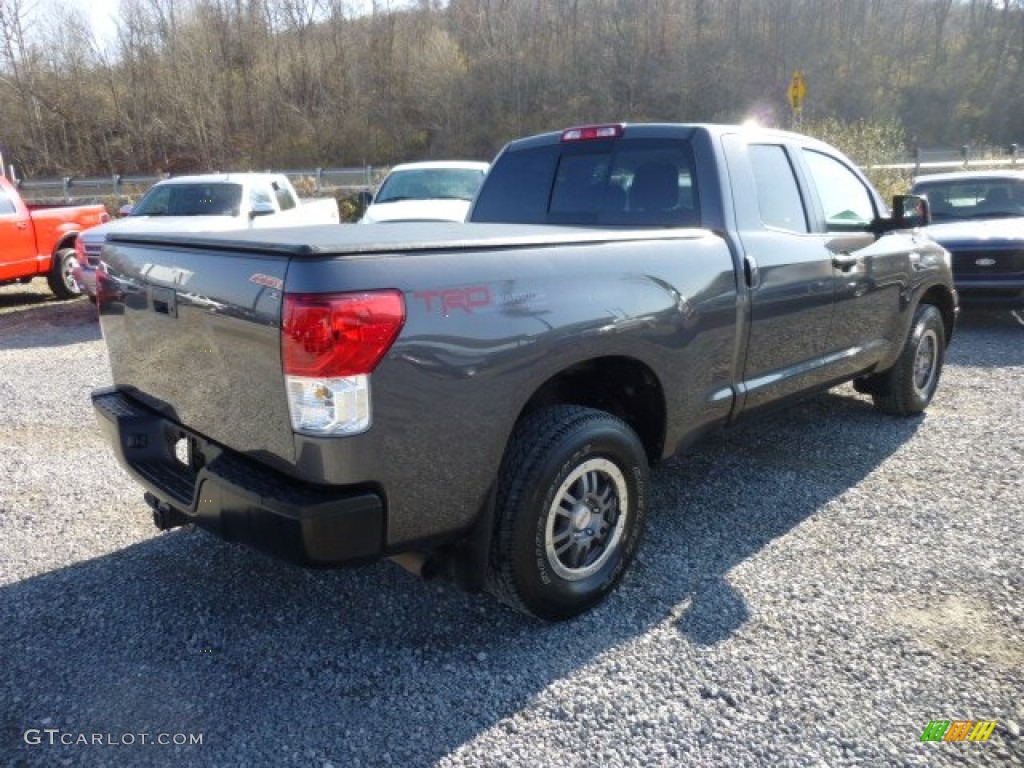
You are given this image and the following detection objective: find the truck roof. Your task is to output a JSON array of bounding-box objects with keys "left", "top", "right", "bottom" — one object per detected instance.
[
  {"left": 153, "top": 172, "right": 290, "bottom": 186},
  {"left": 913, "top": 169, "right": 1024, "bottom": 184},
  {"left": 385, "top": 161, "right": 490, "bottom": 173},
  {"left": 501, "top": 122, "right": 837, "bottom": 153}
]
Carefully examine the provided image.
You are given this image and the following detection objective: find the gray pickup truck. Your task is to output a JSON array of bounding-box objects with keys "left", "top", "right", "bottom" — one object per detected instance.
[{"left": 92, "top": 124, "right": 957, "bottom": 620}]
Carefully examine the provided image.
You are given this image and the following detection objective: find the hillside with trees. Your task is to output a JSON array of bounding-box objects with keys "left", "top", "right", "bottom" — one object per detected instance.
[{"left": 0, "top": 0, "right": 1021, "bottom": 177}]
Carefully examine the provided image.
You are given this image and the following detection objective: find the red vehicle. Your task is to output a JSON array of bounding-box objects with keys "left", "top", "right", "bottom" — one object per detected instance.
[{"left": 0, "top": 175, "right": 110, "bottom": 299}]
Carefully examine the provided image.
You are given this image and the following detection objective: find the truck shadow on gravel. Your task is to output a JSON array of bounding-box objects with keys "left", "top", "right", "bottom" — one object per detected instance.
[
  {"left": 0, "top": 298, "right": 99, "bottom": 349},
  {"left": 641, "top": 387, "right": 924, "bottom": 646},
  {"left": 0, "top": 386, "right": 923, "bottom": 766}
]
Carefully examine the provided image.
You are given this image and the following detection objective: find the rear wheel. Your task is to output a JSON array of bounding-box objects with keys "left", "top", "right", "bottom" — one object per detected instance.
[
  {"left": 487, "top": 405, "right": 648, "bottom": 620},
  {"left": 47, "top": 247, "right": 83, "bottom": 300},
  {"left": 868, "top": 303, "right": 946, "bottom": 416}
]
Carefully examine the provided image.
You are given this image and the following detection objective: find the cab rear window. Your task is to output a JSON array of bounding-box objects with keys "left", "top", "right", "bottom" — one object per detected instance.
[{"left": 473, "top": 138, "right": 698, "bottom": 227}]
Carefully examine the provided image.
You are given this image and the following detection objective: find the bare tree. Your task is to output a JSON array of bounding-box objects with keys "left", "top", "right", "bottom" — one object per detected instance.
[{"left": 1, "top": 0, "right": 1021, "bottom": 177}]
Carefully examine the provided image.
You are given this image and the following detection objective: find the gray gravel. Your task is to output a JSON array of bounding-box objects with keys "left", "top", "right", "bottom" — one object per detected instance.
[{"left": 1, "top": 279, "right": 1022, "bottom": 768}]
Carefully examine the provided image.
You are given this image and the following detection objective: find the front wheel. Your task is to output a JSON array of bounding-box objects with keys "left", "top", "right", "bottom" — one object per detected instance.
[
  {"left": 487, "top": 405, "right": 649, "bottom": 621},
  {"left": 869, "top": 303, "right": 946, "bottom": 416},
  {"left": 47, "top": 247, "right": 83, "bottom": 300}
]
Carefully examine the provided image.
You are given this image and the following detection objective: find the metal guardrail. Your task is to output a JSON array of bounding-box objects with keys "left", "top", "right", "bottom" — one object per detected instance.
[
  {"left": 9, "top": 144, "right": 1021, "bottom": 203},
  {"left": 12, "top": 167, "right": 388, "bottom": 203},
  {"left": 870, "top": 144, "right": 1020, "bottom": 174}
]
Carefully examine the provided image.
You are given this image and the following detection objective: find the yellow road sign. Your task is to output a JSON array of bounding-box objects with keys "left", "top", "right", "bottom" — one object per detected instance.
[{"left": 788, "top": 70, "right": 807, "bottom": 110}]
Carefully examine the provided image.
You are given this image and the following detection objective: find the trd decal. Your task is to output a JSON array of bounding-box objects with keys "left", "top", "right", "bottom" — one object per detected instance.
[
  {"left": 414, "top": 286, "right": 492, "bottom": 316},
  {"left": 249, "top": 273, "right": 284, "bottom": 290}
]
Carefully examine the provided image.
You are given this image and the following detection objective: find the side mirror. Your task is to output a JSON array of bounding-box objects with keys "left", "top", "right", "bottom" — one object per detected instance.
[
  {"left": 870, "top": 194, "right": 930, "bottom": 235},
  {"left": 119, "top": 204, "right": 134, "bottom": 216},
  {"left": 893, "top": 194, "right": 930, "bottom": 228},
  {"left": 249, "top": 202, "right": 275, "bottom": 219}
]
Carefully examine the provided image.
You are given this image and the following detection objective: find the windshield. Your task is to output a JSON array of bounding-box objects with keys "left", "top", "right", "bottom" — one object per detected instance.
[
  {"left": 132, "top": 183, "right": 243, "bottom": 217},
  {"left": 914, "top": 178, "right": 1024, "bottom": 222},
  {"left": 374, "top": 168, "right": 486, "bottom": 203}
]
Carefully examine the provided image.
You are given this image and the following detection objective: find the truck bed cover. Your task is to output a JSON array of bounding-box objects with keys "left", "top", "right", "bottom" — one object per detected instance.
[{"left": 106, "top": 222, "right": 709, "bottom": 258}]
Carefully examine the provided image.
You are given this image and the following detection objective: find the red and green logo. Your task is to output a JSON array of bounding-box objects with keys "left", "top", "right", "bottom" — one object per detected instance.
[{"left": 920, "top": 720, "right": 998, "bottom": 742}]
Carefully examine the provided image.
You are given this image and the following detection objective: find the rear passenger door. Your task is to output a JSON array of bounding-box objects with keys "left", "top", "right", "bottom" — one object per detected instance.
[{"left": 723, "top": 135, "right": 837, "bottom": 410}]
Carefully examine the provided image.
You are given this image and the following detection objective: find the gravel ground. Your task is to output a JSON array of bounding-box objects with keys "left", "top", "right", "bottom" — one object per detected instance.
[{"left": 1, "top": 279, "right": 1021, "bottom": 768}]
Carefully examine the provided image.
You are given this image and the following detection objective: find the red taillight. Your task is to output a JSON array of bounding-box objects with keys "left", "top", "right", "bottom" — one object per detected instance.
[
  {"left": 561, "top": 124, "right": 625, "bottom": 142},
  {"left": 95, "top": 268, "right": 119, "bottom": 305},
  {"left": 74, "top": 237, "right": 87, "bottom": 262},
  {"left": 282, "top": 291, "right": 405, "bottom": 377}
]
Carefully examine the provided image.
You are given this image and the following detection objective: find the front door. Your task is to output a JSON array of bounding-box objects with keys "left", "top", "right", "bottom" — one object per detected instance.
[{"left": 799, "top": 148, "right": 909, "bottom": 375}]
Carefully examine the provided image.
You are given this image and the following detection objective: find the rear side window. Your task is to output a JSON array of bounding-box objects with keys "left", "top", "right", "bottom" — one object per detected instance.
[
  {"left": 748, "top": 145, "right": 808, "bottom": 233},
  {"left": 473, "top": 138, "right": 698, "bottom": 227}
]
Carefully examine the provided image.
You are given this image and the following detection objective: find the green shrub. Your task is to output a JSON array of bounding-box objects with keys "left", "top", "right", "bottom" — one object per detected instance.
[
  {"left": 291, "top": 176, "right": 318, "bottom": 197},
  {"left": 801, "top": 117, "right": 914, "bottom": 200},
  {"left": 320, "top": 189, "right": 372, "bottom": 222},
  {"left": 101, "top": 195, "right": 134, "bottom": 218}
]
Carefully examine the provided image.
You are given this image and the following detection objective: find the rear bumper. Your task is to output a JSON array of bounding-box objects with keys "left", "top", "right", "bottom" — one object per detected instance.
[{"left": 92, "top": 387, "right": 385, "bottom": 565}]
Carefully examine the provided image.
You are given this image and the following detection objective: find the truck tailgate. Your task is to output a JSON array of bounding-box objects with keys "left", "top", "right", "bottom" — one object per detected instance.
[{"left": 98, "top": 237, "right": 295, "bottom": 464}]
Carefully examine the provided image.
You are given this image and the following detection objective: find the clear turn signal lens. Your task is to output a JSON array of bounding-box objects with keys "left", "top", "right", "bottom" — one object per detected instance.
[{"left": 285, "top": 374, "right": 371, "bottom": 435}]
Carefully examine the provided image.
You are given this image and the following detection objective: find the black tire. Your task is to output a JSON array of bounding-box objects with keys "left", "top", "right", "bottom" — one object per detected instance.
[
  {"left": 46, "top": 247, "right": 83, "bottom": 300},
  {"left": 487, "top": 405, "right": 649, "bottom": 620},
  {"left": 869, "top": 303, "right": 946, "bottom": 416}
]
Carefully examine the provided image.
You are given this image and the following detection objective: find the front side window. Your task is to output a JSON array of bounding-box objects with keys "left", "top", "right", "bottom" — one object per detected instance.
[
  {"left": 250, "top": 186, "right": 274, "bottom": 210},
  {"left": 802, "top": 150, "right": 876, "bottom": 232}
]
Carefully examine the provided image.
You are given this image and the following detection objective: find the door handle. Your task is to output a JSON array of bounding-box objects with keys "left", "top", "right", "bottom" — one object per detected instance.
[{"left": 832, "top": 252, "right": 859, "bottom": 271}]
